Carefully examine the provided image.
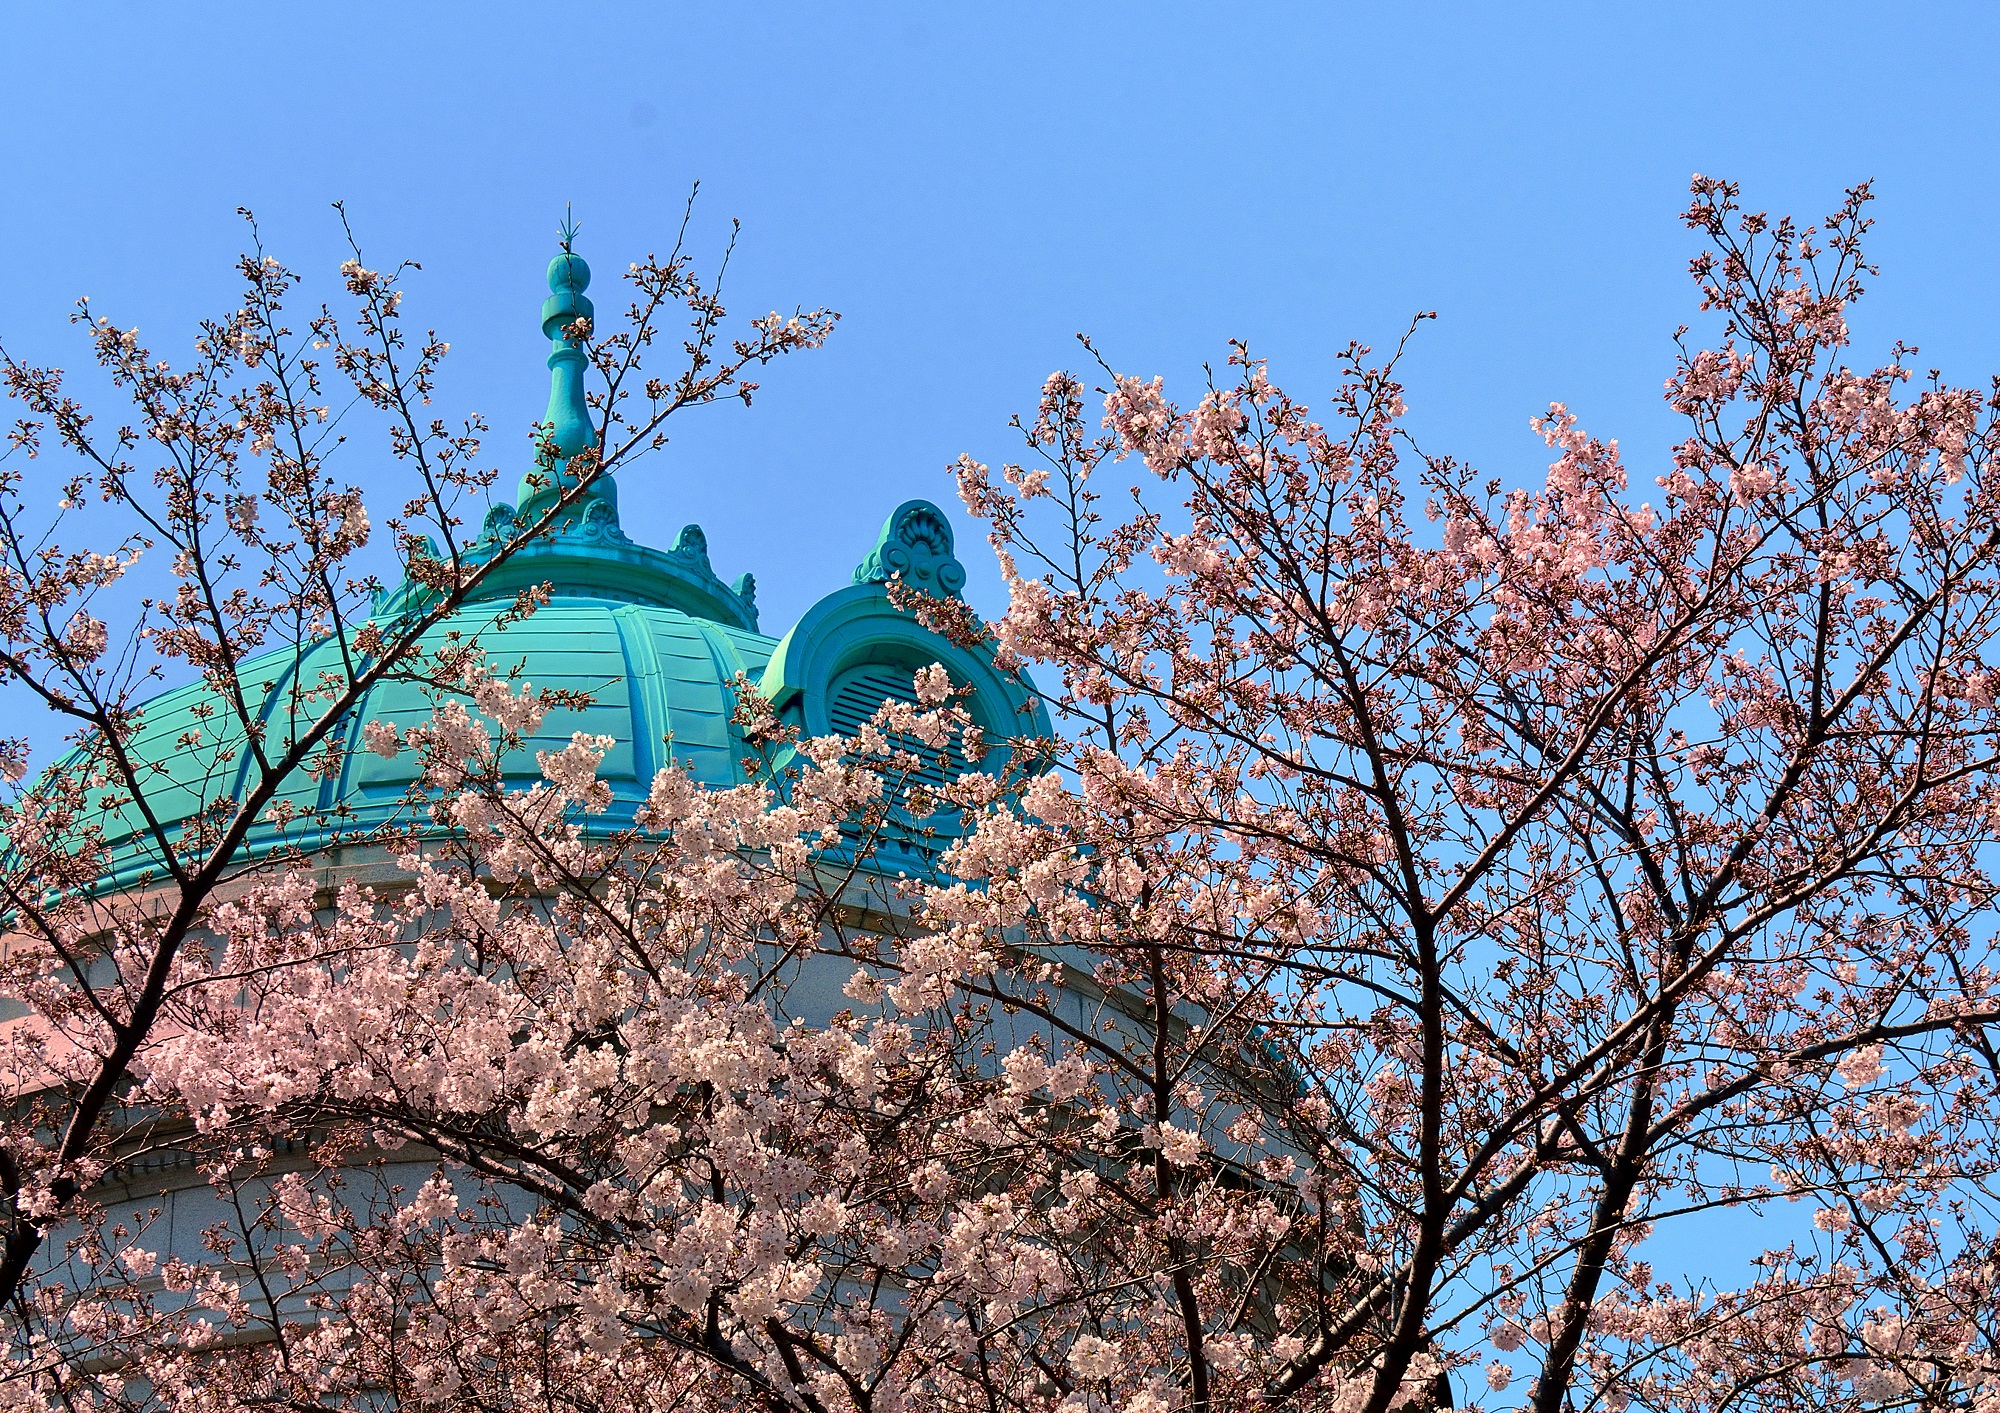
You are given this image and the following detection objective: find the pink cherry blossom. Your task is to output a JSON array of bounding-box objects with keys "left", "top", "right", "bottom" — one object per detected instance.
[{"left": 7, "top": 176, "right": 2000, "bottom": 1413}]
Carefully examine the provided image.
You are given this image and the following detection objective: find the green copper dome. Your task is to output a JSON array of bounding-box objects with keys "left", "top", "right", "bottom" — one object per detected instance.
[
  {"left": 63, "top": 237, "right": 1049, "bottom": 893},
  {"left": 79, "top": 596, "right": 776, "bottom": 892}
]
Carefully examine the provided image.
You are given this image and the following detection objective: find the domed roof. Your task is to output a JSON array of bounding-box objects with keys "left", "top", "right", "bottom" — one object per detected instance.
[
  {"left": 64, "top": 242, "right": 1049, "bottom": 893},
  {"left": 82, "top": 595, "right": 778, "bottom": 893}
]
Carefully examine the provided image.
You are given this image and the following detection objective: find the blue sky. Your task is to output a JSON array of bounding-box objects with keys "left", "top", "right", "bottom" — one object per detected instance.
[
  {"left": 3, "top": 0, "right": 1993, "bottom": 1321},
  {"left": 7, "top": 3, "right": 1999, "bottom": 635}
]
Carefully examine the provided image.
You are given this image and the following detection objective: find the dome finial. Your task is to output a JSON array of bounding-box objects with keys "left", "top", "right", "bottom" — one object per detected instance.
[{"left": 518, "top": 207, "right": 615, "bottom": 521}]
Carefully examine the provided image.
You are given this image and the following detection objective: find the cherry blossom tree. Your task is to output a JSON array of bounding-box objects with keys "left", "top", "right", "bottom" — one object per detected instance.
[
  {"left": 0, "top": 199, "right": 832, "bottom": 1397},
  {"left": 937, "top": 176, "right": 2000, "bottom": 1413},
  {"left": 13, "top": 175, "right": 2000, "bottom": 1413}
]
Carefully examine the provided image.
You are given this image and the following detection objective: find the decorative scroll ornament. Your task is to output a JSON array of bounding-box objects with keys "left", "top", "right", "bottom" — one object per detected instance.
[
  {"left": 671, "top": 524, "right": 711, "bottom": 565},
  {"left": 852, "top": 500, "right": 967, "bottom": 599}
]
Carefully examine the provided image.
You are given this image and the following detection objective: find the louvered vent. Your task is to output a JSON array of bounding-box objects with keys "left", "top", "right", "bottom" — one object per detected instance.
[{"left": 826, "top": 664, "right": 971, "bottom": 805}]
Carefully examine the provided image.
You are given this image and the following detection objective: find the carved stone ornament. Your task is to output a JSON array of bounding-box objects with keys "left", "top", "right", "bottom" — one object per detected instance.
[{"left": 852, "top": 500, "right": 967, "bottom": 599}]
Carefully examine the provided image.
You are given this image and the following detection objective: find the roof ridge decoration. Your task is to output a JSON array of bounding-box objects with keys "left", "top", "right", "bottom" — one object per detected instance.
[
  {"left": 852, "top": 500, "right": 967, "bottom": 599},
  {"left": 517, "top": 225, "right": 611, "bottom": 525},
  {"left": 372, "top": 227, "right": 759, "bottom": 630}
]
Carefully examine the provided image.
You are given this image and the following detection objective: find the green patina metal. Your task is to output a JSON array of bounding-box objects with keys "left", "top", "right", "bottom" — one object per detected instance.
[
  {"left": 522, "top": 239, "right": 601, "bottom": 520},
  {"left": 53, "top": 233, "right": 1049, "bottom": 892}
]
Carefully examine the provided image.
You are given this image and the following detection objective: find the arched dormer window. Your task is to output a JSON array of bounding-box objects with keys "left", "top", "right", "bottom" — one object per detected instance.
[{"left": 759, "top": 500, "right": 1052, "bottom": 857}]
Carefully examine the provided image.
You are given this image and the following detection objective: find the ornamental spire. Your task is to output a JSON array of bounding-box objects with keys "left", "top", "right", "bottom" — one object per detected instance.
[{"left": 517, "top": 207, "right": 616, "bottom": 521}]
